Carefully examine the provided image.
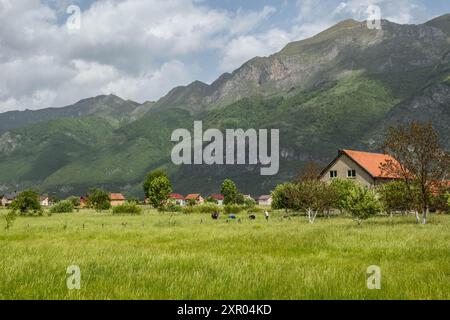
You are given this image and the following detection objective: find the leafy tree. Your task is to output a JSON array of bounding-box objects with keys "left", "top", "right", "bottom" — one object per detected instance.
[
  {"left": 88, "top": 188, "right": 111, "bottom": 212},
  {"left": 343, "top": 186, "right": 381, "bottom": 225},
  {"left": 148, "top": 176, "right": 172, "bottom": 210},
  {"left": 221, "top": 179, "right": 239, "bottom": 205},
  {"left": 10, "top": 190, "right": 43, "bottom": 216},
  {"left": 66, "top": 196, "right": 81, "bottom": 207},
  {"left": 50, "top": 200, "right": 74, "bottom": 214},
  {"left": 143, "top": 170, "right": 168, "bottom": 199},
  {"left": 297, "top": 180, "right": 336, "bottom": 223},
  {"left": 271, "top": 183, "right": 300, "bottom": 211},
  {"left": 330, "top": 178, "right": 358, "bottom": 212},
  {"left": 378, "top": 181, "right": 418, "bottom": 216},
  {"left": 381, "top": 121, "right": 450, "bottom": 224},
  {"left": 430, "top": 185, "right": 450, "bottom": 213}
]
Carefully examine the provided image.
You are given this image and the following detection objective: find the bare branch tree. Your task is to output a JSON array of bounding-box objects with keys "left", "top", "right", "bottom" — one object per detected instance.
[{"left": 381, "top": 121, "right": 450, "bottom": 224}]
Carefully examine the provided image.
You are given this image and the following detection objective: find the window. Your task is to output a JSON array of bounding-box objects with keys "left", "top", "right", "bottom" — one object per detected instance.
[
  {"left": 347, "top": 170, "right": 356, "bottom": 178},
  {"left": 330, "top": 170, "right": 337, "bottom": 178}
]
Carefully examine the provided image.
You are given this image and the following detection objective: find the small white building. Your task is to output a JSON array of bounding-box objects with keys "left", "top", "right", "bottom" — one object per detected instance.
[
  {"left": 40, "top": 196, "right": 53, "bottom": 207},
  {"left": 258, "top": 195, "right": 272, "bottom": 206}
]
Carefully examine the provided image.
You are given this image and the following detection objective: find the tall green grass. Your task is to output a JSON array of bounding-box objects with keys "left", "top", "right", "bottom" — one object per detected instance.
[{"left": 0, "top": 208, "right": 448, "bottom": 300}]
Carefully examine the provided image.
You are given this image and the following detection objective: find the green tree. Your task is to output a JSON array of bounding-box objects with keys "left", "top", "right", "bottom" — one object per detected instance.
[
  {"left": 221, "top": 179, "right": 239, "bottom": 205},
  {"left": 10, "top": 190, "right": 43, "bottom": 216},
  {"left": 50, "top": 200, "right": 74, "bottom": 214},
  {"left": 143, "top": 170, "right": 168, "bottom": 199},
  {"left": 343, "top": 186, "right": 381, "bottom": 225},
  {"left": 88, "top": 188, "right": 111, "bottom": 212},
  {"left": 271, "top": 183, "right": 300, "bottom": 211},
  {"left": 330, "top": 178, "right": 358, "bottom": 212},
  {"left": 378, "top": 181, "right": 418, "bottom": 216},
  {"left": 66, "top": 196, "right": 81, "bottom": 207},
  {"left": 297, "top": 180, "right": 336, "bottom": 223},
  {"left": 148, "top": 176, "right": 172, "bottom": 210}
]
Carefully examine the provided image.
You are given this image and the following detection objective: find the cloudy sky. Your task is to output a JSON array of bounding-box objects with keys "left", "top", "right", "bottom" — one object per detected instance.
[{"left": 0, "top": 0, "right": 449, "bottom": 112}]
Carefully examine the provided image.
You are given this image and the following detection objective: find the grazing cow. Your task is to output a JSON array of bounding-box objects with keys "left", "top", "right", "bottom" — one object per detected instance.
[
  {"left": 211, "top": 212, "right": 220, "bottom": 220},
  {"left": 249, "top": 215, "right": 256, "bottom": 220}
]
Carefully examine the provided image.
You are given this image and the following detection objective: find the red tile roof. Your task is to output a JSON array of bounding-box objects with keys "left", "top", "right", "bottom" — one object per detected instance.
[
  {"left": 185, "top": 194, "right": 201, "bottom": 200},
  {"left": 341, "top": 150, "right": 401, "bottom": 179},
  {"left": 210, "top": 194, "right": 224, "bottom": 200},
  {"left": 169, "top": 194, "right": 185, "bottom": 200},
  {"left": 110, "top": 193, "right": 126, "bottom": 201}
]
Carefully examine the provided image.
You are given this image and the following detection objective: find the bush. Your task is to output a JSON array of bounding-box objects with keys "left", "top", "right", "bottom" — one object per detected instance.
[
  {"left": 343, "top": 186, "right": 382, "bottom": 225},
  {"left": 66, "top": 196, "right": 81, "bottom": 207},
  {"left": 112, "top": 202, "right": 142, "bottom": 215},
  {"left": 243, "top": 197, "right": 256, "bottom": 209},
  {"left": 182, "top": 204, "right": 222, "bottom": 214},
  {"left": 50, "top": 200, "right": 74, "bottom": 214},
  {"left": 161, "top": 204, "right": 183, "bottom": 213},
  {"left": 224, "top": 204, "right": 245, "bottom": 214}
]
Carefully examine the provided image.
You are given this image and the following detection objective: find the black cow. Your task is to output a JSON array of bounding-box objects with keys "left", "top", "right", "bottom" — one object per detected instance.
[
  {"left": 249, "top": 215, "right": 256, "bottom": 220},
  {"left": 211, "top": 212, "right": 220, "bottom": 220}
]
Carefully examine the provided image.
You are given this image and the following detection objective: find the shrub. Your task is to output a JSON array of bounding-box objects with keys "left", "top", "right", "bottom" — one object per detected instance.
[
  {"left": 66, "top": 196, "right": 81, "bottom": 207},
  {"left": 50, "top": 200, "right": 74, "bottom": 214},
  {"left": 243, "top": 197, "right": 256, "bottom": 209},
  {"left": 224, "top": 204, "right": 244, "bottom": 214},
  {"left": 112, "top": 202, "right": 142, "bottom": 215},
  {"left": 161, "top": 204, "right": 183, "bottom": 213},
  {"left": 182, "top": 204, "right": 222, "bottom": 214},
  {"left": 343, "top": 186, "right": 382, "bottom": 225}
]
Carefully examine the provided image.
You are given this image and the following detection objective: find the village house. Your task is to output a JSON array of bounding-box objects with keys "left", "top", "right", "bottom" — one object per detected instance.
[
  {"left": 1, "top": 192, "right": 18, "bottom": 207},
  {"left": 168, "top": 194, "right": 185, "bottom": 206},
  {"left": 209, "top": 194, "right": 224, "bottom": 206},
  {"left": 39, "top": 195, "right": 53, "bottom": 207},
  {"left": 109, "top": 193, "right": 126, "bottom": 207},
  {"left": 319, "top": 149, "right": 401, "bottom": 188},
  {"left": 79, "top": 195, "right": 89, "bottom": 208},
  {"left": 185, "top": 194, "right": 204, "bottom": 205},
  {"left": 258, "top": 195, "right": 272, "bottom": 206}
]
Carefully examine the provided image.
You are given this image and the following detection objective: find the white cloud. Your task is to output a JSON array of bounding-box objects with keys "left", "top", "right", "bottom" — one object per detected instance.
[
  {"left": 0, "top": 0, "right": 276, "bottom": 112},
  {"left": 0, "top": 0, "right": 432, "bottom": 112}
]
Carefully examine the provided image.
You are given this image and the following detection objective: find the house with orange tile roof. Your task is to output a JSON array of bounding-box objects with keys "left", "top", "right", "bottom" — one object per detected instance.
[
  {"left": 319, "top": 149, "right": 402, "bottom": 188},
  {"left": 109, "top": 193, "right": 126, "bottom": 207},
  {"left": 168, "top": 193, "right": 185, "bottom": 206},
  {"left": 184, "top": 194, "right": 204, "bottom": 205}
]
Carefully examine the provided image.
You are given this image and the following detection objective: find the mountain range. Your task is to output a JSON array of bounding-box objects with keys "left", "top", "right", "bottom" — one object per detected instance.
[{"left": 0, "top": 15, "right": 449, "bottom": 198}]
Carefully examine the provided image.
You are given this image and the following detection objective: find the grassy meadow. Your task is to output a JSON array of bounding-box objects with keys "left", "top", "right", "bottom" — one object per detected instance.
[{"left": 0, "top": 207, "right": 449, "bottom": 300}]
